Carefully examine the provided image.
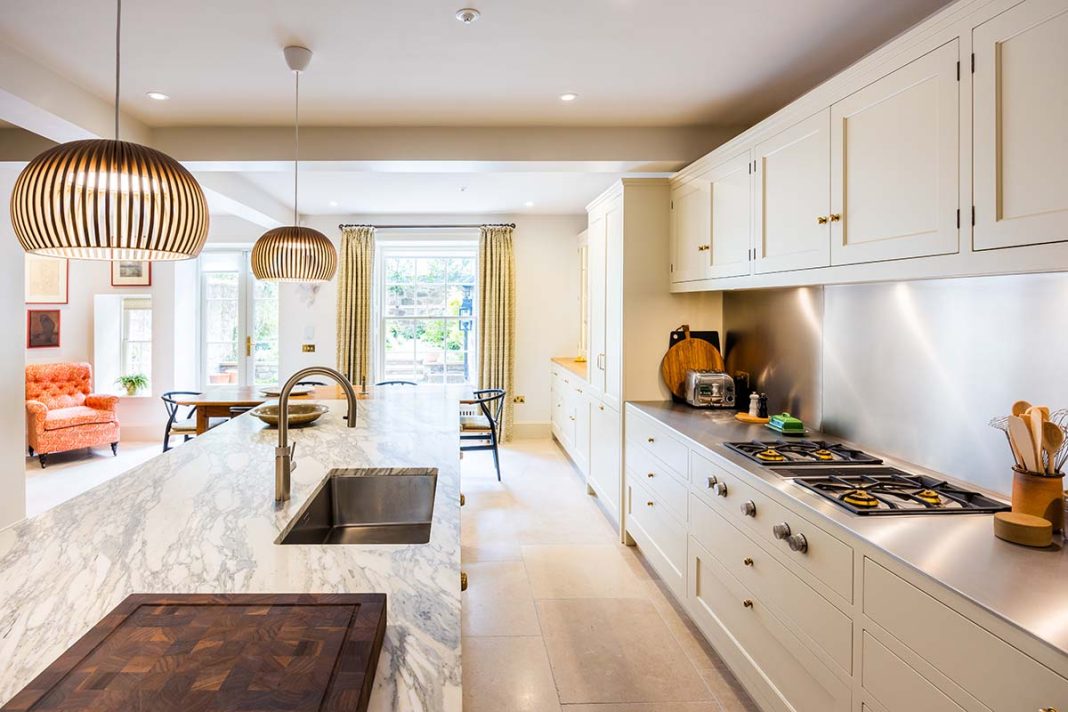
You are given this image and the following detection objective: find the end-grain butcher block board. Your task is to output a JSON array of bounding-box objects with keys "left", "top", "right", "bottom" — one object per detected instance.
[{"left": 1, "top": 593, "right": 387, "bottom": 712}]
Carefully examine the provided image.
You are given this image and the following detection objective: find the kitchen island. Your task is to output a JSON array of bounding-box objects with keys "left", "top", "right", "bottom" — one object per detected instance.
[{"left": 0, "top": 389, "right": 462, "bottom": 711}]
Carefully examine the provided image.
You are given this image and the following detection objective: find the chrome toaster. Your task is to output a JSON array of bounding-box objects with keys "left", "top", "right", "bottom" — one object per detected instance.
[{"left": 684, "top": 369, "right": 735, "bottom": 408}]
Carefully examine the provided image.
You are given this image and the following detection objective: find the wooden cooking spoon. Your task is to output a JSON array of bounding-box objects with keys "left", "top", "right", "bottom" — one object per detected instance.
[
  {"left": 1009, "top": 415, "right": 1039, "bottom": 472},
  {"left": 1012, "top": 400, "right": 1032, "bottom": 417},
  {"left": 1042, "top": 421, "right": 1064, "bottom": 475}
]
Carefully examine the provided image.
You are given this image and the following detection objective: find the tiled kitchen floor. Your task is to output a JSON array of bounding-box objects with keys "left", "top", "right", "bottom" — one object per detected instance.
[
  {"left": 25, "top": 441, "right": 161, "bottom": 517},
  {"left": 460, "top": 438, "right": 759, "bottom": 712}
]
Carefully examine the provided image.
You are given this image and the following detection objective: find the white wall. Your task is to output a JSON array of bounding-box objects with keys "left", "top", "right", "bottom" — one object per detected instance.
[
  {"left": 0, "top": 167, "right": 27, "bottom": 528},
  {"left": 280, "top": 213, "right": 584, "bottom": 433}
]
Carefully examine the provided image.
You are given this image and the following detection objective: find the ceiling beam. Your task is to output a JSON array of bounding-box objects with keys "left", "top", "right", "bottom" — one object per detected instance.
[{"left": 194, "top": 172, "right": 289, "bottom": 229}]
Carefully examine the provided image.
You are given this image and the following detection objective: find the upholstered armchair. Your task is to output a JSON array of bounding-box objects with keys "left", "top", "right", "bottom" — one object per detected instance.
[{"left": 25, "top": 363, "right": 120, "bottom": 468}]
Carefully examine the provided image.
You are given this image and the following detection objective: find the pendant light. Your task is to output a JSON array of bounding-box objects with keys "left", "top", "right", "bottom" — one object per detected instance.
[
  {"left": 10, "top": 0, "right": 208, "bottom": 260},
  {"left": 250, "top": 46, "right": 337, "bottom": 283}
]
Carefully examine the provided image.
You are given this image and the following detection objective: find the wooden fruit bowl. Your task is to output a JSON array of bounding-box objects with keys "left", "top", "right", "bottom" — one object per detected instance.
[{"left": 250, "top": 402, "right": 329, "bottom": 427}]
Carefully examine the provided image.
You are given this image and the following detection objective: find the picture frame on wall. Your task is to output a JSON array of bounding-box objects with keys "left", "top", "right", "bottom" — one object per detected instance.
[
  {"left": 24, "top": 254, "right": 69, "bottom": 304},
  {"left": 27, "top": 309, "right": 61, "bottom": 349},
  {"left": 111, "top": 260, "right": 152, "bottom": 287}
]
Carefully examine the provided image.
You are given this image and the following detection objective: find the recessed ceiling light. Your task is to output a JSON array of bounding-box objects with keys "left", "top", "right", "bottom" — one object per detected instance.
[
  {"left": 524, "top": 201, "right": 535, "bottom": 207},
  {"left": 329, "top": 200, "right": 338, "bottom": 207},
  {"left": 559, "top": 92, "right": 578, "bottom": 102},
  {"left": 455, "top": 8, "right": 480, "bottom": 24},
  {"left": 146, "top": 91, "right": 170, "bottom": 101}
]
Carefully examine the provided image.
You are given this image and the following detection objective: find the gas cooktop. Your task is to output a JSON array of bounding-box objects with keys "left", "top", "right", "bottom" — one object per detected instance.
[
  {"left": 724, "top": 439, "right": 884, "bottom": 466},
  {"left": 783, "top": 467, "right": 1010, "bottom": 516}
]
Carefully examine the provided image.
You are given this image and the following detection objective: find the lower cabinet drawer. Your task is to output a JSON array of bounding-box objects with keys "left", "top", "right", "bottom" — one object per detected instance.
[
  {"left": 626, "top": 478, "right": 686, "bottom": 596},
  {"left": 626, "top": 437, "right": 688, "bottom": 522},
  {"left": 690, "top": 494, "right": 853, "bottom": 675},
  {"left": 861, "top": 632, "right": 965, "bottom": 712},
  {"left": 864, "top": 558, "right": 1068, "bottom": 711},
  {"left": 688, "top": 536, "right": 851, "bottom": 712},
  {"left": 627, "top": 410, "right": 690, "bottom": 475}
]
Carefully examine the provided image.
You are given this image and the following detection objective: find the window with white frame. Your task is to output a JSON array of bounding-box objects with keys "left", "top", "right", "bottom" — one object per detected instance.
[
  {"left": 120, "top": 296, "right": 152, "bottom": 383},
  {"left": 378, "top": 241, "right": 477, "bottom": 385}
]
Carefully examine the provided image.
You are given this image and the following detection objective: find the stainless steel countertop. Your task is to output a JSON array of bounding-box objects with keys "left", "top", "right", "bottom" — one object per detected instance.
[{"left": 629, "top": 401, "right": 1068, "bottom": 660}]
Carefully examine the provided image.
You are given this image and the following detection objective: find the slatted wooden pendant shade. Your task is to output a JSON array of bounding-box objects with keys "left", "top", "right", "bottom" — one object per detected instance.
[
  {"left": 251, "top": 226, "right": 337, "bottom": 282},
  {"left": 10, "top": 138, "right": 209, "bottom": 260}
]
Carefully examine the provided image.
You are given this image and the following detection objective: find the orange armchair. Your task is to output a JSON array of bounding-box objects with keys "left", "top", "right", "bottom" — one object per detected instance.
[{"left": 25, "top": 362, "right": 120, "bottom": 468}]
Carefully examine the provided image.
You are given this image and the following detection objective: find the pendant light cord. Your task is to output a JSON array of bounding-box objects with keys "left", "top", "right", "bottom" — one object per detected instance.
[
  {"left": 293, "top": 68, "right": 300, "bottom": 226},
  {"left": 114, "top": 0, "right": 121, "bottom": 140}
]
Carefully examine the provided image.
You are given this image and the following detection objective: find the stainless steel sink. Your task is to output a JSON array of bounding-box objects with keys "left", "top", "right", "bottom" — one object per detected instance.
[{"left": 276, "top": 468, "right": 437, "bottom": 545}]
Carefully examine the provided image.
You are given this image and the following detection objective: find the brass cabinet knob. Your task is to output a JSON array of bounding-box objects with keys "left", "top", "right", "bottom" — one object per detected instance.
[
  {"left": 647, "top": 437, "right": 655, "bottom": 443},
  {"left": 460, "top": 493, "right": 466, "bottom": 506},
  {"left": 1039, "top": 708, "right": 1058, "bottom": 712},
  {"left": 599, "top": 405, "right": 605, "bottom": 411},
  {"left": 829, "top": 213, "right": 842, "bottom": 222},
  {"left": 646, "top": 472, "right": 655, "bottom": 478},
  {"left": 743, "top": 599, "right": 754, "bottom": 609},
  {"left": 461, "top": 571, "right": 468, "bottom": 592},
  {"left": 817, "top": 215, "right": 829, "bottom": 224},
  {"left": 646, "top": 501, "right": 655, "bottom": 507},
  {"left": 743, "top": 557, "right": 754, "bottom": 567},
  {"left": 740, "top": 500, "right": 756, "bottom": 517}
]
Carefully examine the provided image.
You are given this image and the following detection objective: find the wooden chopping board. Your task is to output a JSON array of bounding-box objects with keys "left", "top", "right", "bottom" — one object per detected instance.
[
  {"left": 660, "top": 336, "right": 726, "bottom": 398},
  {"left": 2, "top": 593, "right": 387, "bottom": 712}
]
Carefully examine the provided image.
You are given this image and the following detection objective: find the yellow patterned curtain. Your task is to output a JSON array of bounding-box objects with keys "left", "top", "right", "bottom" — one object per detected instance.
[
  {"left": 336, "top": 226, "right": 375, "bottom": 386},
  {"left": 477, "top": 225, "right": 516, "bottom": 440}
]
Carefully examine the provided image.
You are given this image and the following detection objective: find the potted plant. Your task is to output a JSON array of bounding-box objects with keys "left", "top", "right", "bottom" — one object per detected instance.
[{"left": 116, "top": 373, "right": 148, "bottom": 396}]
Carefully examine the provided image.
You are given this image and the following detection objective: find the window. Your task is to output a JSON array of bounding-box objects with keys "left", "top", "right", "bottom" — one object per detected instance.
[
  {"left": 378, "top": 243, "right": 477, "bottom": 385},
  {"left": 120, "top": 297, "right": 152, "bottom": 383},
  {"left": 199, "top": 251, "right": 279, "bottom": 387}
]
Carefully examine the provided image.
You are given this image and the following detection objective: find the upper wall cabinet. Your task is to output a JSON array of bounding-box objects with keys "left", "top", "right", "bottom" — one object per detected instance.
[
  {"left": 973, "top": 0, "right": 1068, "bottom": 251},
  {"left": 708, "top": 151, "right": 753, "bottom": 279},
  {"left": 754, "top": 111, "right": 831, "bottom": 274},
  {"left": 670, "top": 179, "right": 712, "bottom": 283},
  {"left": 830, "top": 40, "right": 960, "bottom": 265}
]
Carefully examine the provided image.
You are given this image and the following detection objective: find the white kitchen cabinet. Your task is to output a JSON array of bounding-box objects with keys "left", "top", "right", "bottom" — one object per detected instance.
[
  {"left": 586, "top": 212, "right": 607, "bottom": 394},
  {"left": 603, "top": 203, "right": 623, "bottom": 411},
  {"left": 573, "top": 386, "right": 590, "bottom": 476},
  {"left": 830, "top": 40, "right": 960, "bottom": 265},
  {"left": 973, "top": 0, "right": 1068, "bottom": 251},
  {"left": 754, "top": 110, "right": 832, "bottom": 274},
  {"left": 588, "top": 398, "right": 620, "bottom": 522},
  {"left": 670, "top": 178, "right": 712, "bottom": 283},
  {"left": 708, "top": 150, "right": 753, "bottom": 278}
]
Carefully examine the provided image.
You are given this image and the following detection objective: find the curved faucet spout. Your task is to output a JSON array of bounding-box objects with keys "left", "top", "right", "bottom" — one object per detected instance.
[{"left": 275, "top": 366, "right": 358, "bottom": 502}]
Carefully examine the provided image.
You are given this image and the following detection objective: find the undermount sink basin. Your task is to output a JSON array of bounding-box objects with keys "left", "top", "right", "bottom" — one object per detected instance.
[{"left": 276, "top": 468, "right": 437, "bottom": 545}]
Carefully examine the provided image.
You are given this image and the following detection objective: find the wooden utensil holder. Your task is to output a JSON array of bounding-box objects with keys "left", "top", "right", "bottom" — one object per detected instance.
[{"left": 1011, "top": 467, "right": 1064, "bottom": 533}]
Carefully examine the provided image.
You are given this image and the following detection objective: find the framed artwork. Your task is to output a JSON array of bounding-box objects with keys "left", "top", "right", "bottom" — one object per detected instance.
[
  {"left": 25, "top": 255, "right": 69, "bottom": 304},
  {"left": 27, "top": 309, "right": 61, "bottom": 349},
  {"left": 111, "top": 260, "right": 152, "bottom": 287}
]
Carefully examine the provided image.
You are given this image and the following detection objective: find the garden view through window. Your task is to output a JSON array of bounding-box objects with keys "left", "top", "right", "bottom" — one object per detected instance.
[{"left": 380, "top": 245, "right": 477, "bottom": 385}]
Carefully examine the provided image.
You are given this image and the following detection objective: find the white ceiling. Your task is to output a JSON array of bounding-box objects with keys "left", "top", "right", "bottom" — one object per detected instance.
[
  {"left": 242, "top": 168, "right": 649, "bottom": 215},
  {"left": 1, "top": 0, "right": 951, "bottom": 128}
]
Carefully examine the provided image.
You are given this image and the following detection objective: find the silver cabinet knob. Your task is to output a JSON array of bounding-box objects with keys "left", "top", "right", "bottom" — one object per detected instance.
[
  {"left": 772, "top": 522, "right": 791, "bottom": 540},
  {"left": 712, "top": 481, "right": 728, "bottom": 497},
  {"left": 740, "top": 500, "right": 756, "bottom": 517},
  {"left": 787, "top": 533, "right": 808, "bottom": 553}
]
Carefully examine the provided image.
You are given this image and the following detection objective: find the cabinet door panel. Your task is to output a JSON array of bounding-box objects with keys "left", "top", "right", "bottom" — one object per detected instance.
[
  {"left": 670, "top": 180, "right": 712, "bottom": 282},
  {"left": 831, "top": 40, "right": 959, "bottom": 265},
  {"left": 586, "top": 213, "right": 606, "bottom": 393},
  {"left": 603, "top": 203, "right": 623, "bottom": 411},
  {"left": 709, "top": 151, "right": 753, "bottom": 279},
  {"left": 754, "top": 110, "right": 831, "bottom": 274},
  {"left": 588, "top": 401, "right": 620, "bottom": 522},
  {"left": 974, "top": 0, "right": 1068, "bottom": 250}
]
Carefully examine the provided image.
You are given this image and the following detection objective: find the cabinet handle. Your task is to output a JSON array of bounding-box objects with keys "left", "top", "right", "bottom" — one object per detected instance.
[
  {"left": 816, "top": 215, "right": 829, "bottom": 225},
  {"left": 646, "top": 501, "right": 655, "bottom": 507},
  {"left": 461, "top": 571, "right": 468, "bottom": 592},
  {"left": 743, "top": 557, "right": 754, "bottom": 567},
  {"left": 646, "top": 472, "right": 655, "bottom": 479},
  {"left": 1039, "top": 708, "right": 1059, "bottom": 712},
  {"left": 647, "top": 437, "right": 655, "bottom": 443},
  {"left": 569, "top": 416, "right": 575, "bottom": 421},
  {"left": 829, "top": 213, "right": 841, "bottom": 222},
  {"left": 742, "top": 599, "right": 753, "bottom": 609},
  {"left": 599, "top": 405, "right": 605, "bottom": 411},
  {"left": 740, "top": 500, "right": 756, "bottom": 517}
]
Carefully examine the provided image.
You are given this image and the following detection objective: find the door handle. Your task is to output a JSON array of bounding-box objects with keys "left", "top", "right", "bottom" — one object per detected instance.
[
  {"left": 829, "top": 213, "right": 841, "bottom": 222},
  {"left": 245, "top": 336, "right": 252, "bottom": 357},
  {"left": 816, "top": 216, "right": 829, "bottom": 225}
]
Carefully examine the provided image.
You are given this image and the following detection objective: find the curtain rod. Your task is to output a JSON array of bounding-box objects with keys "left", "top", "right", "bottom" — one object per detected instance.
[{"left": 337, "top": 223, "right": 515, "bottom": 230}]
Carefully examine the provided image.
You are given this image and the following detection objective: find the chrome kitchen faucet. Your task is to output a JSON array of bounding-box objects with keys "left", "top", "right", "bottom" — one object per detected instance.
[{"left": 275, "top": 366, "right": 358, "bottom": 502}]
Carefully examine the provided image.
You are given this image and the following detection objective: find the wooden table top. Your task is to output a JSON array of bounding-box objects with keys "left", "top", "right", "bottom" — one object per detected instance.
[
  {"left": 1, "top": 593, "right": 387, "bottom": 712},
  {"left": 174, "top": 384, "right": 356, "bottom": 406}
]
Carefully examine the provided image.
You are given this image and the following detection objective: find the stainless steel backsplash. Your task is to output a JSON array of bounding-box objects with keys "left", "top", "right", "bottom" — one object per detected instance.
[{"left": 723, "top": 274, "right": 1068, "bottom": 494}]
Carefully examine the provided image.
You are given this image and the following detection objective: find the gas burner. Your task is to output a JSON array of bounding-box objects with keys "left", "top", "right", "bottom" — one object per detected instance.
[
  {"left": 724, "top": 439, "right": 883, "bottom": 466},
  {"left": 782, "top": 467, "right": 1010, "bottom": 516}
]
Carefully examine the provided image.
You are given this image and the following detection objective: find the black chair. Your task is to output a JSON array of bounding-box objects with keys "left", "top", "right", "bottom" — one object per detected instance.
[
  {"left": 162, "top": 391, "right": 201, "bottom": 452},
  {"left": 460, "top": 388, "right": 506, "bottom": 481},
  {"left": 375, "top": 380, "right": 417, "bottom": 386}
]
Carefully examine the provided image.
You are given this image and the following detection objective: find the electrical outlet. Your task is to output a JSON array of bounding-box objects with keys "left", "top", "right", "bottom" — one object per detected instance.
[
  {"left": 513, "top": 395, "right": 526, "bottom": 404},
  {"left": 301, "top": 344, "right": 316, "bottom": 353}
]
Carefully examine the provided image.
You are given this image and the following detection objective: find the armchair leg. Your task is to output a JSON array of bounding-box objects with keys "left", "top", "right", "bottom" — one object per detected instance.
[
  {"left": 27, "top": 446, "right": 34, "bottom": 457},
  {"left": 111, "top": 442, "right": 118, "bottom": 456},
  {"left": 38, "top": 453, "right": 48, "bottom": 469}
]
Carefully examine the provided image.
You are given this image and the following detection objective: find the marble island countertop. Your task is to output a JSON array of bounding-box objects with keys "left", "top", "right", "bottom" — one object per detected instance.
[{"left": 0, "top": 389, "right": 462, "bottom": 711}]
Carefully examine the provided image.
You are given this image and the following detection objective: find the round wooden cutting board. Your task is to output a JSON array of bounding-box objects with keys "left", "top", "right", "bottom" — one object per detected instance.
[{"left": 660, "top": 337, "right": 726, "bottom": 398}]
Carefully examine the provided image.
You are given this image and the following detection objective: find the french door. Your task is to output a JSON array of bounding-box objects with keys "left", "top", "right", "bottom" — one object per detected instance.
[{"left": 200, "top": 251, "right": 279, "bottom": 387}]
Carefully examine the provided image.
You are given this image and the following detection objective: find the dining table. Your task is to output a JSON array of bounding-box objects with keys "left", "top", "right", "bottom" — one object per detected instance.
[{"left": 174, "top": 384, "right": 362, "bottom": 434}]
